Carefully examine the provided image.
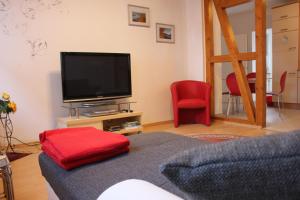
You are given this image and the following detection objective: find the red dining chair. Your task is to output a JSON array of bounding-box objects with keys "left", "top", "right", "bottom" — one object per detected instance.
[
  {"left": 226, "top": 73, "right": 242, "bottom": 116},
  {"left": 246, "top": 72, "right": 256, "bottom": 93},
  {"left": 171, "top": 80, "right": 211, "bottom": 127},
  {"left": 266, "top": 71, "right": 287, "bottom": 111}
]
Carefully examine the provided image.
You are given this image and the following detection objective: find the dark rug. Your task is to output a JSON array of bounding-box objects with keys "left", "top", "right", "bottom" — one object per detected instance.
[
  {"left": 191, "top": 134, "right": 244, "bottom": 143},
  {"left": 6, "top": 152, "right": 31, "bottom": 162}
]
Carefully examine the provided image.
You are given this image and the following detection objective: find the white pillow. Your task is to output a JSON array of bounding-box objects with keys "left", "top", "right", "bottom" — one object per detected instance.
[{"left": 98, "top": 179, "right": 183, "bottom": 200}]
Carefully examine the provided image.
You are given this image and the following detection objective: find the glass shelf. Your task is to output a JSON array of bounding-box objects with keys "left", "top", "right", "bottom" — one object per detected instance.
[{"left": 62, "top": 101, "right": 137, "bottom": 118}]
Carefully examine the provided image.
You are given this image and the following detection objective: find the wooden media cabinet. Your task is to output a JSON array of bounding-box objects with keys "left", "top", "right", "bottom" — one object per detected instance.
[{"left": 57, "top": 112, "right": 143, "bottom": 135}]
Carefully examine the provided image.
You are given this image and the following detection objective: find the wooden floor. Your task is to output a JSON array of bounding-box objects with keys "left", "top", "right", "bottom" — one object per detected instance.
[
  {"left": 10, "top": 107, "right": 300, "bottom": 199},
  {"left": 144, "top": 119, "right": 272, "bottom": 137}
]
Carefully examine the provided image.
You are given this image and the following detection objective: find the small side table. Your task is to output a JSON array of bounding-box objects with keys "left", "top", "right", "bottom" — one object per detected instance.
[{"left": 0, "top": 155, "right": 14, "bottom": 200}]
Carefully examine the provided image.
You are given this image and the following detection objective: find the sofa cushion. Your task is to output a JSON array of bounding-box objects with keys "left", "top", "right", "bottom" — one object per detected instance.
[
  {"left": 160, "top": 131, "right": 300, "bottom": 200},
  {"left": 177, "top": 99, "right": 206, "bottom": 109}
]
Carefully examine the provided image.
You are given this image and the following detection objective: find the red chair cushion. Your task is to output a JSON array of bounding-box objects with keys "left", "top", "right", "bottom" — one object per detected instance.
[{"left": 177, "top": 99, "right": 206, "bottom": 109}]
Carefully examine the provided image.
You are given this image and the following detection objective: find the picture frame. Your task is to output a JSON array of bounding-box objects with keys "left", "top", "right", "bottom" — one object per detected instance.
[
  {"left": 156, "top": 23, "right": 175, "bottom": 43},
  {"left": 128, "top": 5, "right": 150, "bottom": 27}
]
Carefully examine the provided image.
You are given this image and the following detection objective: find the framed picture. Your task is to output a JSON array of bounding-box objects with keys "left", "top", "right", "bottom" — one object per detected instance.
[
  {"left": 156, "top": 23, "right": 175, "bottom": 43},
  {"left": 128, "top": 5, "right": 150, "bottom": 27}
]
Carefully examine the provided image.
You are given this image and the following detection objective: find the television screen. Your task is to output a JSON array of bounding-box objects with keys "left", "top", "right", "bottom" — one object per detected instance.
[{"left": 61, "top": 52, "right": 132, "bottom": 103}]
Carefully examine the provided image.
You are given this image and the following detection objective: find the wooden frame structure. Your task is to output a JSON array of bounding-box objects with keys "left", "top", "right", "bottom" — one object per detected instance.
[{"left": 204, "top": 0, "right": 266, "bottom": 127}]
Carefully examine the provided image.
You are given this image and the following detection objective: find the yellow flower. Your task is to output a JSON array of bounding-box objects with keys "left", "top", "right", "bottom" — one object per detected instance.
[
  {"left": 2, "top": 92, "right": 10, "bottom": 100},
  {"left": 8, "top": 101, "right": 17, "bottom": 113}
]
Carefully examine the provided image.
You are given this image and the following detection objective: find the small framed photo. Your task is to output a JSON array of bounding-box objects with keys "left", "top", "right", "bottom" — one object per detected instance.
[
  {"left": 156, "top": 23, "right": 175, "bottom": 43},
  {"left": 128, "top": 5, "right": 150, "bottom": 27}
]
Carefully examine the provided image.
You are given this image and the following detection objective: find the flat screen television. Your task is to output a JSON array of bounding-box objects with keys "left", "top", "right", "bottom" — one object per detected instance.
[{"left": 61, "top": 52, "right": 132, "bottom": 103}]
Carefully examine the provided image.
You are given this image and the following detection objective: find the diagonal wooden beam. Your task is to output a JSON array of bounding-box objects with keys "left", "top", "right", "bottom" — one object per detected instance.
[
  {"left": 213, "top": 0, "right": 256, "bottom": 123},
  {"left": 204, "top": 0, "right": 215, "bottom": 115},
  {"left": 255, "top": 0, "right": 266, "bottom": 127},
  {"left": 220, "top": 0, "right": 252, "bottom": 8}
]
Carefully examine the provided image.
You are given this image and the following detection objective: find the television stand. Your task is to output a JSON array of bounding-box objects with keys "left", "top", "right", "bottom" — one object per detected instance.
[
  {"left": 82, "top": 109, "right": 118, "bottom": 117},
  {"left": 81, "top": 100, "right": 116, "bottom": 107},
  {"left": 57, "top": 112, "right": 143, "bottom": 135},
  {"left": 62, "top": 101, "right": 137, "bottom": 118}
]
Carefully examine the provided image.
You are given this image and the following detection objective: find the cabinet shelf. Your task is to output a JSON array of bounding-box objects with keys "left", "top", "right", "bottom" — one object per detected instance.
[
  {"left": 111, "top": 126, "right": 143, "bottom": 135},
  {"left": 57, "top": 112, "right": 143, "bottom": 135}
]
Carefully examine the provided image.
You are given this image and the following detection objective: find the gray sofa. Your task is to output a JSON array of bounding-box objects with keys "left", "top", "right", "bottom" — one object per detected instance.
[
  {"left": 39, "top": 131, "right": 300, "bottom": 200},
  {"left": 39, "top": 132, "right": 205, "bottom": 200}
]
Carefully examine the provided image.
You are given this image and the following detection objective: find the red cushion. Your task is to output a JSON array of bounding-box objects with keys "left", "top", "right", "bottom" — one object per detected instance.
[
  {"left": 177, "top": 99, "right": 206, "bottom": 109},
  {"left": 43, "top": 141, "right": 129, "bottom": 170},
  {"left": 40, "top": 127, "right": 130, "bottom": 170}
]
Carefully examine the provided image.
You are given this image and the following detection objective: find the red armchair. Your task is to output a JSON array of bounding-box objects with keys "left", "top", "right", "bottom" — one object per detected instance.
[{"left": 171, "top": 80, "right": 211, "bottom": 127}]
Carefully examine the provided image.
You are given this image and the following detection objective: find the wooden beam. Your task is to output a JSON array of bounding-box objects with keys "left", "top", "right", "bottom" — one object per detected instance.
[
  {"left": 220, "top": 0, "right": 252, "bottom": 8},
  {"left": 204, "top": 0, "right": 215, "bottom": 115},
  {"left": 211, "top": 55, "right": 232, "bottom": 63},
  {"left": 255, "top": 0, "right": 266, "bottom": 127},
  {"left": 238, "top": 52, "right": 257, "bottom": 61},
  {"left": 213, "top": 0, "right": 256, "bottom": 123},
  {"left": 211, "top": 52, "right": 257, "bottom": 63}
]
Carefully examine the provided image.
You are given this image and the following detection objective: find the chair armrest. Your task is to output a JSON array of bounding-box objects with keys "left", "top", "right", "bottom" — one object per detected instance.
[
  {"left": 203, "top": 83, "right": 211, "bottom": 104},
  {"left": 170, "top": 83, "right": 179, "bottom": 104},
  {"left": 98, "top": 179, "right": 183, "bottom": 200}
]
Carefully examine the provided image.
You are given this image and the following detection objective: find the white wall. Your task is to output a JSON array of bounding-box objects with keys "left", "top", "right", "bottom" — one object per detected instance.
[
  {"left": 0, "top": 0, "right": 206, "bottom": 143},
  {"left": 185, "top": 0, "right": 205, "bottom": 81}
]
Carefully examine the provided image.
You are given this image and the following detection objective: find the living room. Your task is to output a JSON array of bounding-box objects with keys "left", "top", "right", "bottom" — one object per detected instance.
[{"left": 0, "top": 0, "right": 300, "bottom": 199}]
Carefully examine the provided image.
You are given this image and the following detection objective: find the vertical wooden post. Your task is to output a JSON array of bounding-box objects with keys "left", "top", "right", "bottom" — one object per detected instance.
[
  {"left": 255, "top": 0, "right": 266, "bottom": 127},
  {"left": 204, "top": 0, "right": 215, "bottom": 115}
]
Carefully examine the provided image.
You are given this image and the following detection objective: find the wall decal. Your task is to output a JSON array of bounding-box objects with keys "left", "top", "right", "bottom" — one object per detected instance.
[
  {"left": 0, "top": 0, "right": 10, "bottom": 22},
  {"left": 27, "top": 39, "right": 48, "bottom": 56},
  {"left": 50, "top": 0, "right": 62, "bottom": 7},
  {"left": 21, "top": 0, "right": 63, "bottom": 19},
  {"left": 0, "top": 0, "right": 10, "bottom": 12},
  {"left": 1, "top": 21, "right": 28, "bottom": 35},
  {"left": 1, "top": 24, "right": 8, "bottom": 35},
  {"left": 0, "top": 0, "right": 65, "bottom": 57},
  {"left": 21, "top": 5, "right": 36, "bottom": 19}
]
